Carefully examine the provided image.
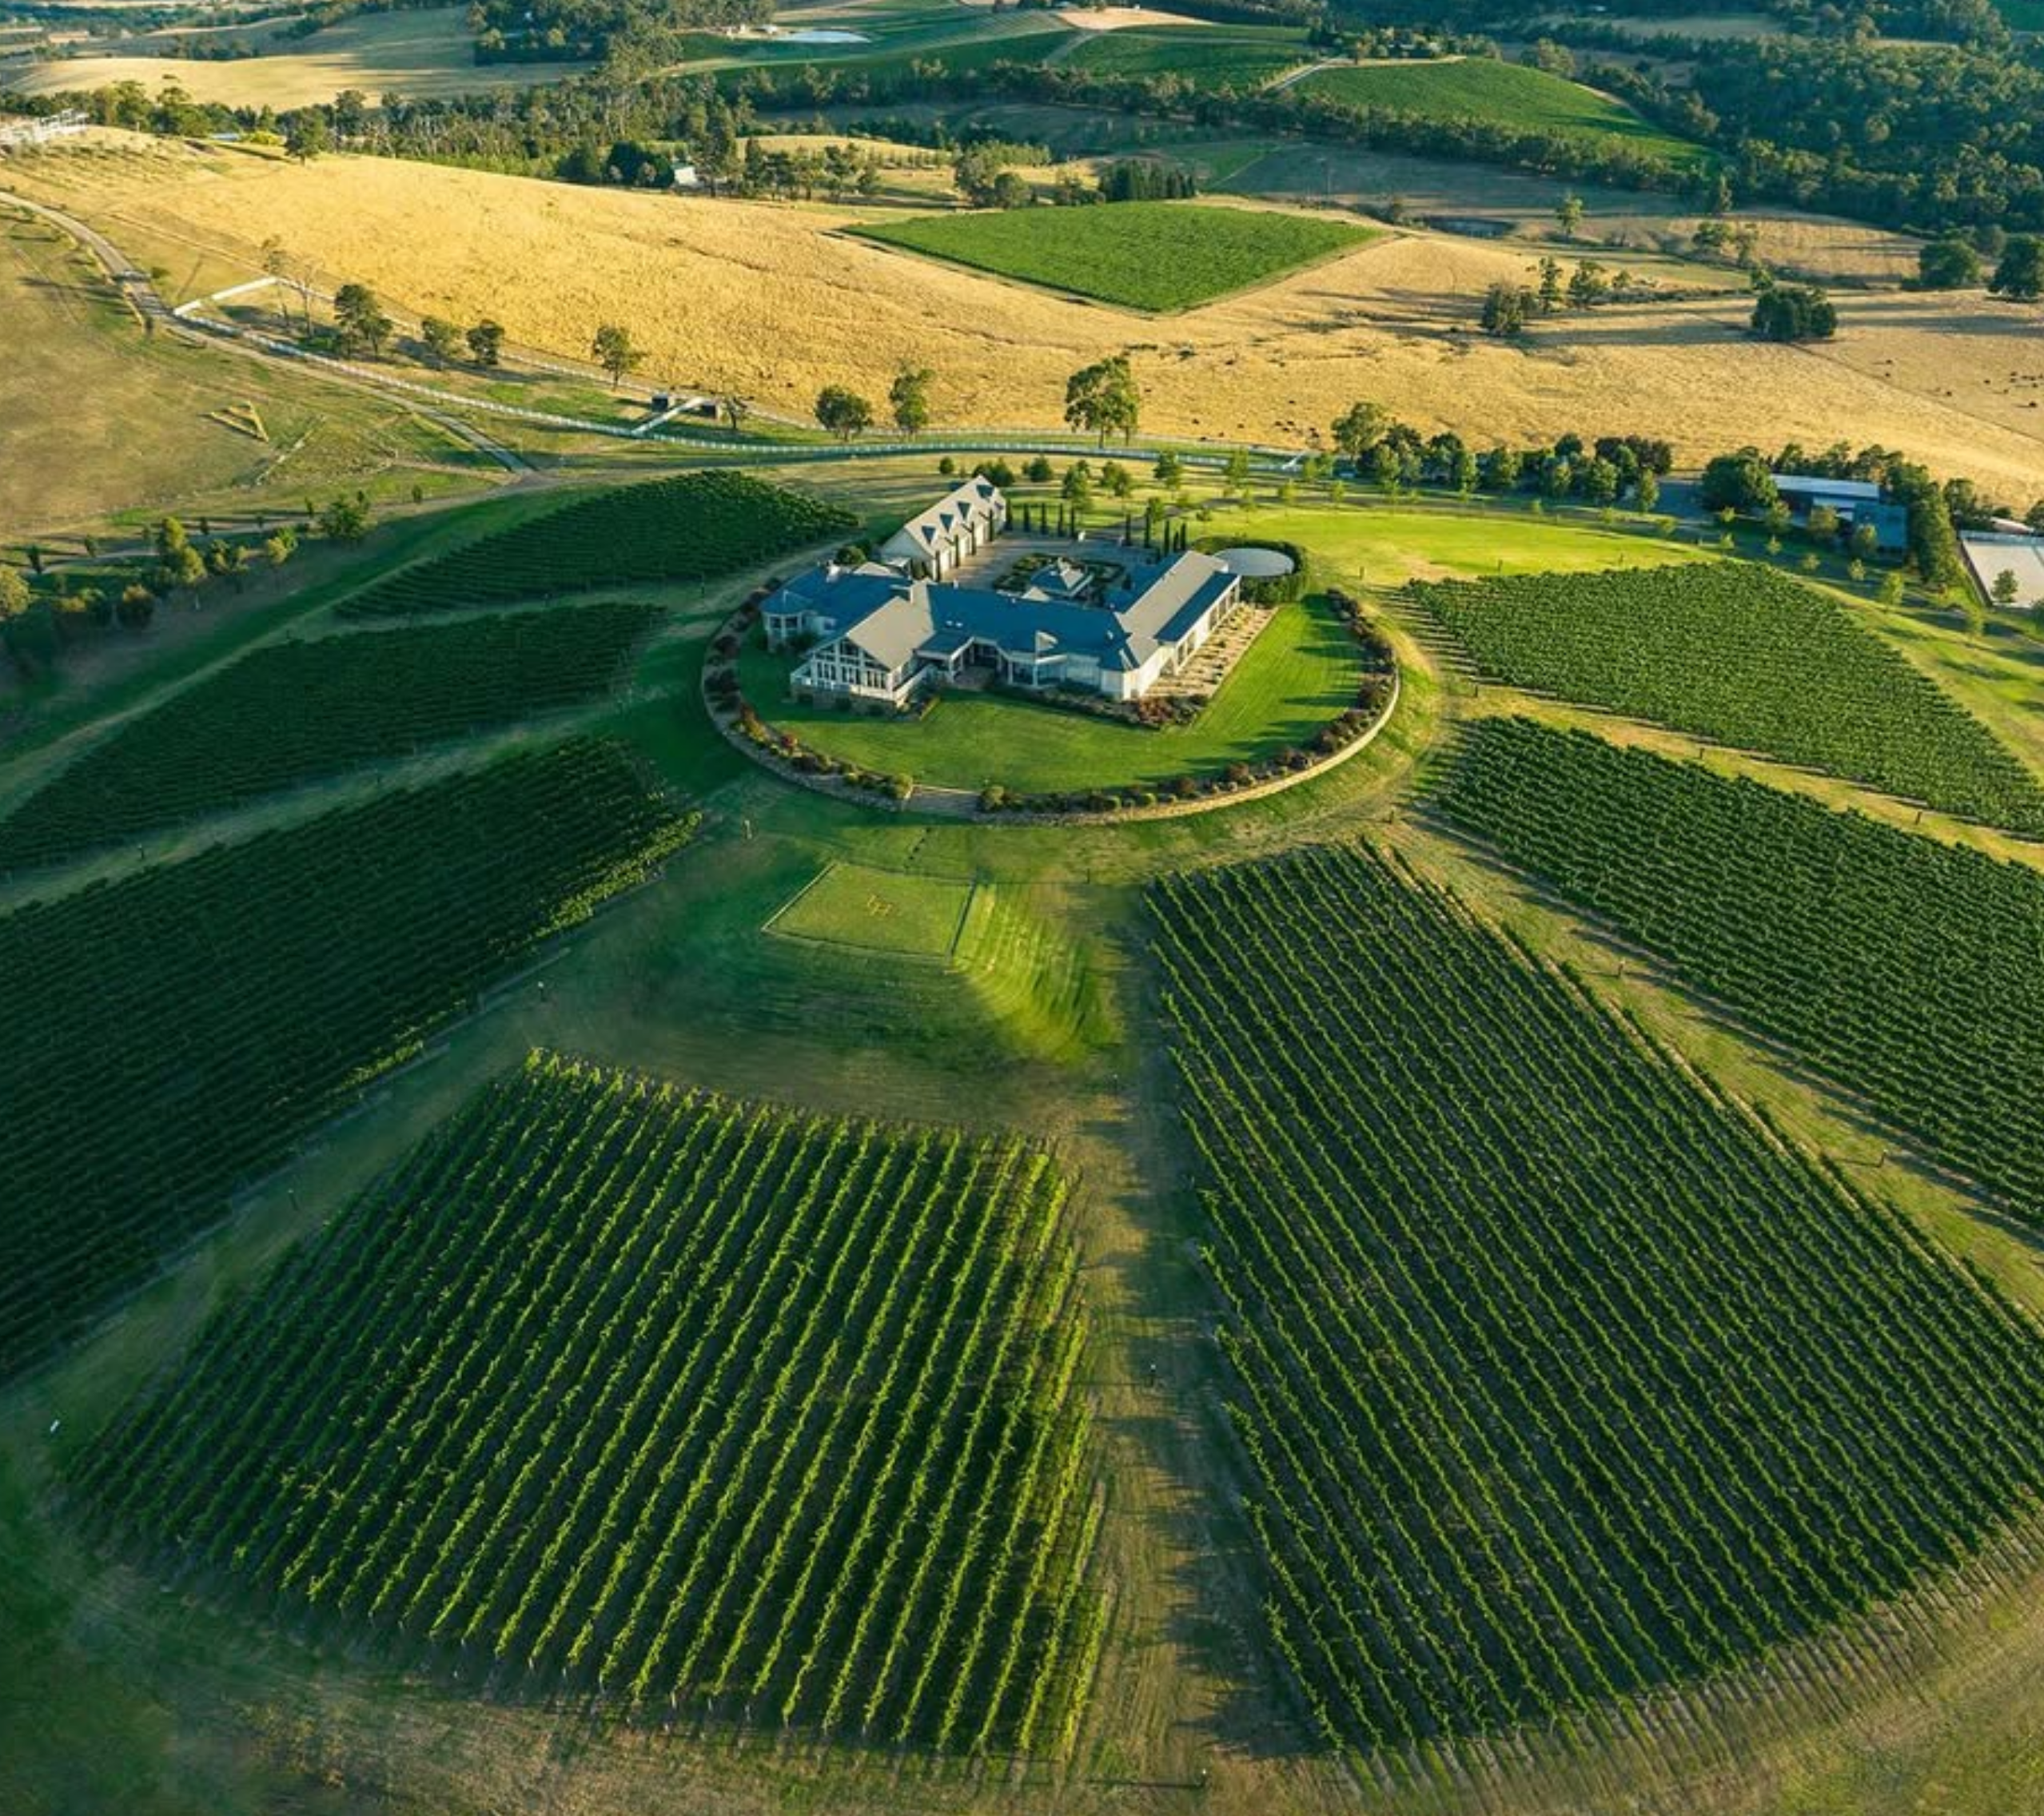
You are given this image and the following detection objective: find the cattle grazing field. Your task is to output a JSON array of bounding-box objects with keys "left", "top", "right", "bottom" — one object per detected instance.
[
  {"left": 851, "top": 200, "right": 1379, "bottom": 313},
  {"left": 74, "top": 1053, "right": 1106, "bottom": 1754}
]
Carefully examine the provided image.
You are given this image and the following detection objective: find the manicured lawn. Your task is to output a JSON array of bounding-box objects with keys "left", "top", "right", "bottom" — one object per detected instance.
[
  {"left": 765, "top": 859, "right": 976, "bottom": 958},
  {"left": 851, "top": 200, "right": 1377, "bottom": 312},
  {"left": 1297, "top": 58, "right": 1704, "bottom": 165},
  {"left": 738, "top": 592, "right": 1363, "bottom": 794}
]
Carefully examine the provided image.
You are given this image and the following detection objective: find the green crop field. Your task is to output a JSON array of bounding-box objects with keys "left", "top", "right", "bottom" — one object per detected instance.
[
  {"left": 1436, "top": 716, "right": 2044, "bottom": 1225},
  {"left": 1153, "top": 840, "right": 2044, "bottom": 1752},
  {"left": 737, "top": 591, "right": 1364, "bottom": 794},
  {"left": 851, "top": 200, "right": 1377, "bottom": 313},
  {"left": 338, "top": 472, "right": 856, "bottom": 618},
  {"left": 0, "top": 601, "right": 659, "bottom": 874},
  {"left": 0, "top": 739, "right": 691, "bottom": 1380},
  {"left": 74, "top": 1052, "right": 1105, "bottom": 1753},
  {"left": 1060, "top": 26, "right": 1313, "bottom": 90},
  {"left": 1408, "top": 562, "right": 2044, "bottom": 834},
  {"left": 1297, "top": 57, "right": 1702, "bottom": 165},
  {"left": 767, "top": 861, "right": 977, "bottom": 960}
]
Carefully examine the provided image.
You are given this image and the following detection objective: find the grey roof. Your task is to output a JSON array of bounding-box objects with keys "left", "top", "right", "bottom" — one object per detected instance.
[
  {"left": 884, "top": 476, "right": 1003, "bottom": 558},
  {"left": 1773, "top": 474, "right": 1883, "bottom": 502},
  {"left": 817, "top": 551, "right": 1237, "bottom": 677},
  {"left": 766, "top": 562, "right": 900, "bottom": 627}
]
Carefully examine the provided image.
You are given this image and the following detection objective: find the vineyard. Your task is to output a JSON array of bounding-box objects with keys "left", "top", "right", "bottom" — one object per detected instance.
[
  {"left": 0, "top": 739, "right": 693, "bottom": 1380},
  {"left": 852, "top": 202, "right": 1376, "bottom": 313},
  {"left": 1151, "top": 842, "right": 2044, "bottom": 1757},
  {"left": 1435, "top": 716, "right": 2044, "bottom": 1221},
  {"left": 337, "top": 472, "right": 857, "bottom": 618},
  {"left": 74, "top": 1053, "right": 1106, "bottom": 1755},
  {"left": 1408, "top": 563, "right": 2044, "bottom": 835},
  {"left": 0, "top": 602, "right": 660, "bottom": 874}
]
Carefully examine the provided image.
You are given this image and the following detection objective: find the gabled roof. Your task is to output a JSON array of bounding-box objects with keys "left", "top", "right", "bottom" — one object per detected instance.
[{"left": 883, "top": 476, "right": 1003, "bottom": 558}]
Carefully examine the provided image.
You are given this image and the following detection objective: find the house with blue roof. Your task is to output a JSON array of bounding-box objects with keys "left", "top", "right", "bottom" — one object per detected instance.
[{"left": 761, "top": 483, "right": 1242, "bottom": 707}]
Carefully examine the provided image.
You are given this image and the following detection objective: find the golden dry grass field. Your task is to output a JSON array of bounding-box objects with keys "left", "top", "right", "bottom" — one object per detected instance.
[
  {"left": 6, "top": 133, "right": 2043, "bottom": 496},
  {"left": 0, "top": 6, "right": 595, "bottom": 106}
]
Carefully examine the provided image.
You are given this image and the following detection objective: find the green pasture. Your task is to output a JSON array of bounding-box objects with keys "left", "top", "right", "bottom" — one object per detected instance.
[
  {"left": 850, "top": 198, "right": 1377, "bottom": 312},
  {"left": 765, "top": 858, "right": 977, "bottom": 958}
]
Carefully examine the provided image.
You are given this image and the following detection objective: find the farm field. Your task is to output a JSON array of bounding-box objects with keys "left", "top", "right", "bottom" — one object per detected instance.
[
  {"left": 1410, "top": 562, "right": 2044, "bottom": 833},
  {"left": 10, "top": 141, "right": 2044, "bottom": 492},
  {"left": 1058, "top": 25, "right": 1313, "bottom": 88},
  {"left": 738, "top": 589, "right": 1364, "bottom": 794},
  {"left": 851, "top": 199, "right": 1377, "bottom": 313},
  {"left": 339, "top": 472, "right": 856, "bottom": 616},
  {"left": 767, "top": 860, "right": 977, "bottom": 959},
  {"left": 0, "top": 601, "right": 660, "bottom": 872},
  {"left": 10, "top": 474, "right": 2044, "bottom": 1816},
  {"left": 1153, "top": 839, "right": 2044, "bottom": 1752},
  {"left": 1297, "top": 58, "right": 1706, "bottom": 165},
  {"left": 1435, "top": 717, "right": 2044, "bottom": 1225},
  {"left": 73, "top": 1053, "right": 1105, "bottom": 1751},
  {"left": 0, "top": 6, "right": 596, "bottom": 105},
  {"left": 0, "top": 737, "right": 692, "bottom": 1380}
]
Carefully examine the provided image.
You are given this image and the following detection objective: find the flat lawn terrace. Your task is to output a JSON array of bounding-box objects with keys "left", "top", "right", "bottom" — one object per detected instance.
[
  {"left": 737, "top": 592, "right": 1362, "bottom": 794},
  {"left": 849, "top": 199, "right": 1377, "bottom": 313},
  {"left": 766, "top": 862, "right": 977, "bottom": 962},
  {"left": 1296, "top": 58, "right": 1705, "bottom": 167}
]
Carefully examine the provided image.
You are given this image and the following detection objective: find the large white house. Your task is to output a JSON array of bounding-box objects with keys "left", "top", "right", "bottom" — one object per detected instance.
[
  {"left": 877, "top": 476, "right": 1008, "bottom": 578},
  {"left": 763, "top": 483, "right": 1240, "bottom": 707}
]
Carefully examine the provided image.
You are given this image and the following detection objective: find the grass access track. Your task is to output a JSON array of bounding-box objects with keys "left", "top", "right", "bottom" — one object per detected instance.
[
  {"left": 1436, "top": 716, "right": 2044, "bottom": 1224},
  {"left": 851, "top": 200, "right": 1376, "bottom": 313},
  {"left": 0, "top": 739, "right": 692, "bottom": 1381},
  {"left": 1296, "top": 58, "right": 1702, "bottom": 165},
  {"left": 0, "top": 602, "right": 660, "bottom": 874},
  {"left": 74, "top": 1053, "right": 1106, "bottom": 1756},
  {"left": 1152, "top": 840, "right": 2044, "bottom": 1756},
  {"left": 1408, "top": 562, "right": 2044, "bottom": 835},
  {"left": 338, "top": 472, "right": 857, "bottom": 619}
]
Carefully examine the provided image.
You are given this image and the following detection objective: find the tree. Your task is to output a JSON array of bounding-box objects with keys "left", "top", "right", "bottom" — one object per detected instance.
[
  {"left": 888, "top": 364, "right": 934, "bottom": 434},
  {"left": 1567, "top": 260, "right": 1610, "bottom": 309},
  {"left": 1636, "top": 469, "right": 1660, "bottom": 514},
  {"left": 1699, "top": 450, "right": 1780, "bottom": 513},
  {"left": 1024, "top": 455, "right": 1055, "bottom": 484},
  {"left": 591, "top": 323, "right": 643, "bottom": 388},
  {"left": 466, "top": 319, "right": 505, "bottom": 366},
  {"left": 333, "top": 283, "right": 392, "bottom": 357},
  {"left": 1990, "top": 235, "right": 2044, "bottom": 301},
  {"left": 1535, "top": 256, "right": 1564, "bottom": 313},
  {"left": 1223, "top": 448, "right": 1252, "bottom": 496},
  {"left": 0, "top": 566, "right": 29, "bottom": 620},
  {"left": 264, "top": 526, "right": 298, "bottom": 567},
  {"left": 117, "top": 583, "right": 155, "bottom": 629},
  {"left": 1451, "top": 447, "right": 1479, "bottom": 496},
  {"left": 1750, "top": 283, "right": 1837, "bottom": 342},
  {"left": 1851, "top": 520, "right": 1880, "bottom": 560},
  {"left": 1102, "top": 460, "right": 1133, "bottom": 500},
  {"left": 1331, "top": 401, "right": 1389, "bottom": 460},
  {"left": 1153, "top": 450, "right": 1183, "bottom": 488},
  {"left": 815, "top": 385, "right": 874, "bottom": 440},
  {"left": 720, "top": 394, "right": 750, "bottom": 436},
  {"left": 1556, "top": 191, "right": 1585, "bottom": 240},
  {"left": 1480, "top": 281, "right": 1532, "bottom": 337},
  {"left": 420, "top": 316, "right": 463, "bottom": 364},
  {"left": 284, "top": 111, "right": 329, "bottom": 162},
  {"left": 1879, "top": 571, "right": 1907, "bottom": 607},
  {"left": 317, "top": 496, "right": 373, "bottom": 542},
  {"left": 1061, "top": 463, "right": 1094, "bottom": 512},
  {"left": 1582, "top": 457, "right": 1621, "bottom": 505},
  {"left": 1063, "top": 354, "right": 1140, "bottom": 445},
  {"left": 1918, "top": 236, "right": 1982, "bottom": 289},
  {"left": 1994, "top": 568, "right": 2021, "bottom": 607}
]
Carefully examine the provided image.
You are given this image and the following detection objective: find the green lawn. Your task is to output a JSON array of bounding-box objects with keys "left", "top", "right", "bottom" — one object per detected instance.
[
  {"left": 851, "top": 199, "right": 1377, "bottom": 312},
  {"left": 765, "top": 858, "right": 976, "bottom": 958},
  {"left": 739, "top": 591, "right": 1362, "bottom": 794},
  {"left": 1297, "top": 58, "right": 1704, "bottom": 166}
]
